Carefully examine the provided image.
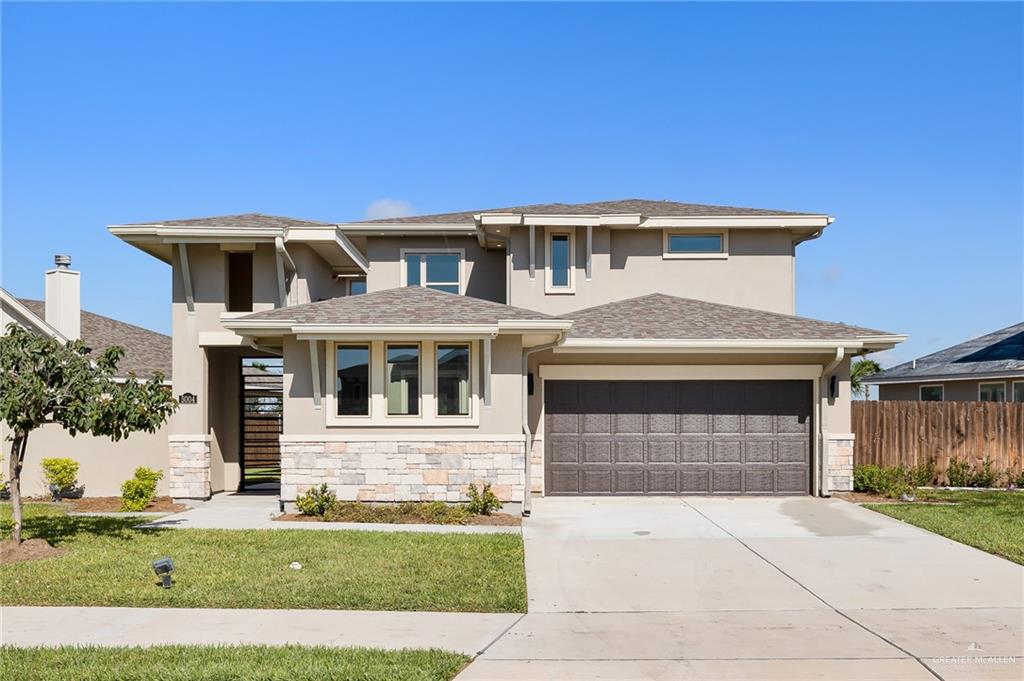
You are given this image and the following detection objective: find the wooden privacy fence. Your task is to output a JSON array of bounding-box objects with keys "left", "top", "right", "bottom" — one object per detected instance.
[{"left": 853, "top": 400, "right": 1024, "bottom": 475}]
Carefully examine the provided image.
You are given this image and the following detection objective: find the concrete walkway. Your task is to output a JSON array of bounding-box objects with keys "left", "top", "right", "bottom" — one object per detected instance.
[
  {"left": 1, "top": 606, "right": 521, "bottom": 656},
  {"left": 139, "top": 492, "right": 519, "bottom": 534},
  {"left": 459, "top": 496, "right": 1024, "bottom": 681}
]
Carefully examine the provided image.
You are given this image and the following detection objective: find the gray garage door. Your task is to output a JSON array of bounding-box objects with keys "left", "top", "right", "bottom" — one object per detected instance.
[{"left": 544, "top": 380, "right": 812, "bottom": 496}]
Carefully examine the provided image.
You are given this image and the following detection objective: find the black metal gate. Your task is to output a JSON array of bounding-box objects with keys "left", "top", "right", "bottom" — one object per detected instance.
[{"left": 240, "top": 358, "right": 283, "bottom": 490}]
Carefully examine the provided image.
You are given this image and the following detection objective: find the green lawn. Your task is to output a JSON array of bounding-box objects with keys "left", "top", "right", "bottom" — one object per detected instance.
[
  {"left": 1, "top": 504, "right": 526, "bottom": 612},
  {"left": 864, "top": 489, "right": 1024, "bottom": 565},
  {"left": 0, "top": 645, "right": 469, "bottom": 681}
]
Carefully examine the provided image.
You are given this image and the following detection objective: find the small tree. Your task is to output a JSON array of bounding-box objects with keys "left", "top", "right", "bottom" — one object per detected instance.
[
  {"left": 0, "top": 323, "right": 176, "bottom": 543},
  {"left": 851, "top": 358, "right": 882, "bottom": 398}
]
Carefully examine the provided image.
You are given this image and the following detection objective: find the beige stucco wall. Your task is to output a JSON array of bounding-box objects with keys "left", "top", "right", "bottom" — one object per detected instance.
[
  {"left": 879, "top": 377, "right": 1024, "bottom": 402},
  {"left": 507, "top": 227, "right": 796, "bottom": 315},
  {"left": 282, "top": 333, "right": 525, "bottom": 436},
  {"left": 3, "top": 421, "right": 171, "bottom": 498},
  {"left": 364, "top": 236, "right": 506, "bottom": 303}
]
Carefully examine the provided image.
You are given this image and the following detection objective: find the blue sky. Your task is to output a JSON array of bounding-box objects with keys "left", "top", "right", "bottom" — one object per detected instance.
[{"left": 3, "top": 2, "right": 1022, "bottom": 374}]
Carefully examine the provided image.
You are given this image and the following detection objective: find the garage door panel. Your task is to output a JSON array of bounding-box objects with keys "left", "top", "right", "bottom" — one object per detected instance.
[
  {"left": 614, "top": 469, "right": 644, "bottom": 494},
  {"left": 746, "top": 439, "right": 774, "bottom": 463},
  {"left": 647, "top": 440, "right": 678, "bottom": 464},
  {"left": 713, "top": 440, "right": 742, "bottom": 463},
  {"left": 712, "top": 467, "right": 743, "bottom": 494},
  {"left": 647, "top": 469, "right": 678, "bottom": 493},
  {"left": 681, "top": 440, "right": 711, "bottom": 463},
  {"left": 614, "top": 441, "right": 644, "bottom": 464},
  {"left": 582, "top": 441, "right": 612, "bottom": 463},
  {"left": 545, "top": 380, "right": 811, "bottom": 496},
  {"left": 581, "top": 469, "right": 612, "bottom": 494},
  {"left": 744, "top": 467, "right": 775, "bottom": 493}
]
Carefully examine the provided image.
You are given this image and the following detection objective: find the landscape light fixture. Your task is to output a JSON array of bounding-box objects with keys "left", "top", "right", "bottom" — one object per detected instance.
[{"left": 152, "top": 556, "right": 174, "bottom": 589}]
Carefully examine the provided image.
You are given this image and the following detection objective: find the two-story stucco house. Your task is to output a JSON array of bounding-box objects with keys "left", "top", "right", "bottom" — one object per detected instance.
[{"left": 110, "top": 199, "right": 903, "bottom": 511}]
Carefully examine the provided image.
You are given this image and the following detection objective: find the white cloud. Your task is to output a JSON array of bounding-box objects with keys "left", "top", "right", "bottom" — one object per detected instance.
[{"left": 365, "top": 198, "right": 414, "bottom": 220}]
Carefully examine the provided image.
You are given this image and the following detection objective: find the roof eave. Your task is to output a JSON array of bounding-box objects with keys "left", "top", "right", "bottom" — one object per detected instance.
[
  {"left": 864, "top": 368, "right": 1024, "bottom": 385},
  {"left": 556, "top": 336, "right": 903, "bottom": 353}
]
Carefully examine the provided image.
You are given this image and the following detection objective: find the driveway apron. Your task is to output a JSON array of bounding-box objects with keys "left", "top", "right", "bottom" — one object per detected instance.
[{"left": 460, "top": 496, "right": 1024, "bottom": 681}]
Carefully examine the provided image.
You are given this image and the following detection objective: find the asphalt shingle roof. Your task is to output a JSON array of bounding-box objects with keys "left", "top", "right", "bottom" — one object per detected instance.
[
  {"left": 127, "top": 213, "right": 330, "bottom": 229},
  {"left": 235, "top": 286, "right": 556, "bottom": 325},
  {"left": 868, "top": 322, "right": 1024, "bottom": 382},
  {"left": 352, "top": 199, "right": 821, "bottom": 224},
  {"left": 19, "top": 300, "right": 171, "bottom": 380},
  {"left": 564, "top": 294, "right": 894, "bottom": 341}
]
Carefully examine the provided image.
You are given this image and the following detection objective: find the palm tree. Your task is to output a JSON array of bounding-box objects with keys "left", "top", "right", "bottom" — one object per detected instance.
[{"left": 851, "top": 358, "right": 882, "bottom": 398}]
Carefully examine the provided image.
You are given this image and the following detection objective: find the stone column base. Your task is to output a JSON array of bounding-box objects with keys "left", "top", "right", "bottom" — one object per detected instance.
[
  {"left": 826, "top": 433, "right": 855, "bottom": 492},
  {"left": 168, "top": 435, "right": 212, "bottom": 499}
]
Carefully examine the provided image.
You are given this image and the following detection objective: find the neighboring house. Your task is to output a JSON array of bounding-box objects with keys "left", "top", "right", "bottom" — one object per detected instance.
[
  {"left": 865, "top": 323, "right": 1024, "bottom": 402},
  {"left": 109, "top": 200, "right": 903, "bottom": 507},
  {"left": 1, "top": 257, "right": 173, "bottom": 497}
]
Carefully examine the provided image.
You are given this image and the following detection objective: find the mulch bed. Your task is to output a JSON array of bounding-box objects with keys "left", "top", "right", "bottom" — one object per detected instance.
[
  {"left": 276, "top": 512, "right": 522, "bottom": 526},
  {"left": 0, "top": 538, "right": 67, "bottom": 565},
  {"left": 68, "top": 496, "right": 190, "bottom": 513},
  {"left": 835, "top": 492, "right": 956, "bottom": 505}
]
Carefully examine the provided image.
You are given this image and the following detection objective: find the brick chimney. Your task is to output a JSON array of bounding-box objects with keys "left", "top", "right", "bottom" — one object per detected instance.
[{"left": 44, "top": 254, "right": 80, "bottom": 340}]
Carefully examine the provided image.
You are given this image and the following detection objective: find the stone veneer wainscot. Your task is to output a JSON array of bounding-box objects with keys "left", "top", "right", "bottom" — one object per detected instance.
[
  {"left": 280, "top": 438, "right": 526, "bottom": 502},
  {"left": 826, "top": 434, "right": 855, "bottom": 492},
  {"left": 168, "top": 435, "right": 212, "bottom": 499}
]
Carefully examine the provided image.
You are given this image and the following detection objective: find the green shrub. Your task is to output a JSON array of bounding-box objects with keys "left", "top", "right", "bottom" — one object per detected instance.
[
  {"left": 322, "top": 500, "right": 470, "bottom": 525},
  {"left": 852, "top": 464, "right": 910, "bottom": 498},
  {"left": 907, "top": 459, "right": 936, "bottom": 487},
  {"left": 972, "top": 456, "right": 998, "bottom": 487},
  {"left": 1008, "top": 469, "right": 1024, "bottom": 488},
  {"left": 295, "top": 483, "right": 336, "bottom": 516},
  {"left": 466, "top": 483, "right": 503, "bottom": 515},
  {"left": 40, "top": 457, "right": 79, "bottom": 494},
  {"left": 120, "top": 467, "right": 164, "bottom": 511},
  {"left": 946, "top": 457, "right": 973, "bottom": 487}
]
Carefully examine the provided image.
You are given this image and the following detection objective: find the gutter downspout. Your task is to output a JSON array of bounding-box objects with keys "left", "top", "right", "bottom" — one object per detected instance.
[
  {"left": 521, "top": 333, "right": 565, "bottom": 517},
  {"left": 819, "top": 346, "right": 845, "bottom": 497},
  {"left": 274, "top": 237, "right": 296, "bottom": 307}
]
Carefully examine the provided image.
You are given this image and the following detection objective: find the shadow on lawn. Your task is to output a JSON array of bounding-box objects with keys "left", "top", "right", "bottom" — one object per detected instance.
[{"left": 1, "top": 513, "right": 167, "bottom": 546}]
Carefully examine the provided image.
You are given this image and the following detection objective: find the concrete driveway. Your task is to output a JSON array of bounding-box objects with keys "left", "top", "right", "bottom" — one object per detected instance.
[{"left": 460, "top": 496, "right": 1023, "bottom": 680}]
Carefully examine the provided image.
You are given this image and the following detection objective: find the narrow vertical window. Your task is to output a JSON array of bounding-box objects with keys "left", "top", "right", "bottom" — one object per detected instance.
[
  {"left": 550, "top": 234, "right": 570, "bottom": 287},
  {"left": 386, "top": 344, "right": 419, "bottom": 415},
  {"left": 1014, "top": 382, "right": 1024, "bottom": 403},
  {"left": 406, "top": 254, "right": 421, "bottom": 287},
  {"left": 436, "top": 344, "right": 470, "bottom": 416},
  {"left": 227, "top": 252, "right": 253, "bottom": 312},
  {"left": 336, "top": 345, "right": 370, "bottom": 416}
]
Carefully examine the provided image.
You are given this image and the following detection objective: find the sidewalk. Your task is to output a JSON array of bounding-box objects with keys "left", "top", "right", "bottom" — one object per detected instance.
[
  {"left": 1, "top": 606, "right": 522, "bottom": 656},
  {"left": 139, "top": 492, "right": 519, "bottom": 534}
]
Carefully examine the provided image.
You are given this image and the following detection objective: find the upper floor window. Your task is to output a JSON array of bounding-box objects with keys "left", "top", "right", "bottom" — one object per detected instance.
[
  {"left": 663, "top": 230, "right": 728, "bottom": 259},
  {"left": 545, "top": 228, "right": 575, "bottom": 294},
  {"left": 226, "top": 252, "right": 253, "bottom": 312},
  {"left": 979, "top": 382, "right": 1005, "bottom": 402},
  {"left": 402, "top": 250, "right": 463, "bottom": 294},
  {"left": 348, "top": 278, "right": 367, "bottom": 296},
  {"left": 919, "top": 385, "right": 944, "bottom": 401}
]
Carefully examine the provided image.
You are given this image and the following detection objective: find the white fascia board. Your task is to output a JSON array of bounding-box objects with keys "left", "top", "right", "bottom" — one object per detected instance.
[
  {"left": 522, "top": 214, "right": 601, "bottom": 226},
  {"left": 636, "top": 215, "right": 831, "bottom": 229},
  {"left": 0, "top": 289, "right": 67, "bottom": 342},
  {"left": 476, "top": 213, "right": 523, "bottom": 226},
  {"left": 336, "top": 223, "right": 477, "bottom": 235},
  {"left": 557, "top": 338, "right": 869, "bottom": 352},
  {"left": 108, "top": 225, "right": 283, "bottom": 240},
  {"left": 293, "top": 323, "right": 499, "bottom": 336},
  {"left": 335, "top": 229, "right": 369, "bottom": 272},
  {"left": 497, "top": 319, "right": 574, "bottom": 332},
  {"left": 598, "top": 214, "right": 643, "bottom": 226}
]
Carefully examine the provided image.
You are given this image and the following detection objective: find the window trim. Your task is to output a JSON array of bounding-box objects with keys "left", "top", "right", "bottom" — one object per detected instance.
[
  {"left": 385, "top": 342, "right": 421, "bottom": 417},
  {"left": 400, "top": 248, "right": 465, "bottom": 295},
  {"left": 544, "top": 226, "right": 576, "bottom": 294},
  {"left": 435, "top": 342, "right": 472, "bottom": 418},
  {"left": 1013, "top": 380, "right": 1024, "bottom": 403},
  {"left": 978, "top": 381, "right": 1006, "bottom": 402},
  {"left": 662, "top": 229, "right": 729, "bottom": 260},
  {"left": 325, "top": 339, "right": 479, "bottom": 427},
  {"left": 919, "top": 384, "right": 944, "bottom": 402},
  {"left": 332, "top": 343, "right": 372, "bottom": 419}
]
